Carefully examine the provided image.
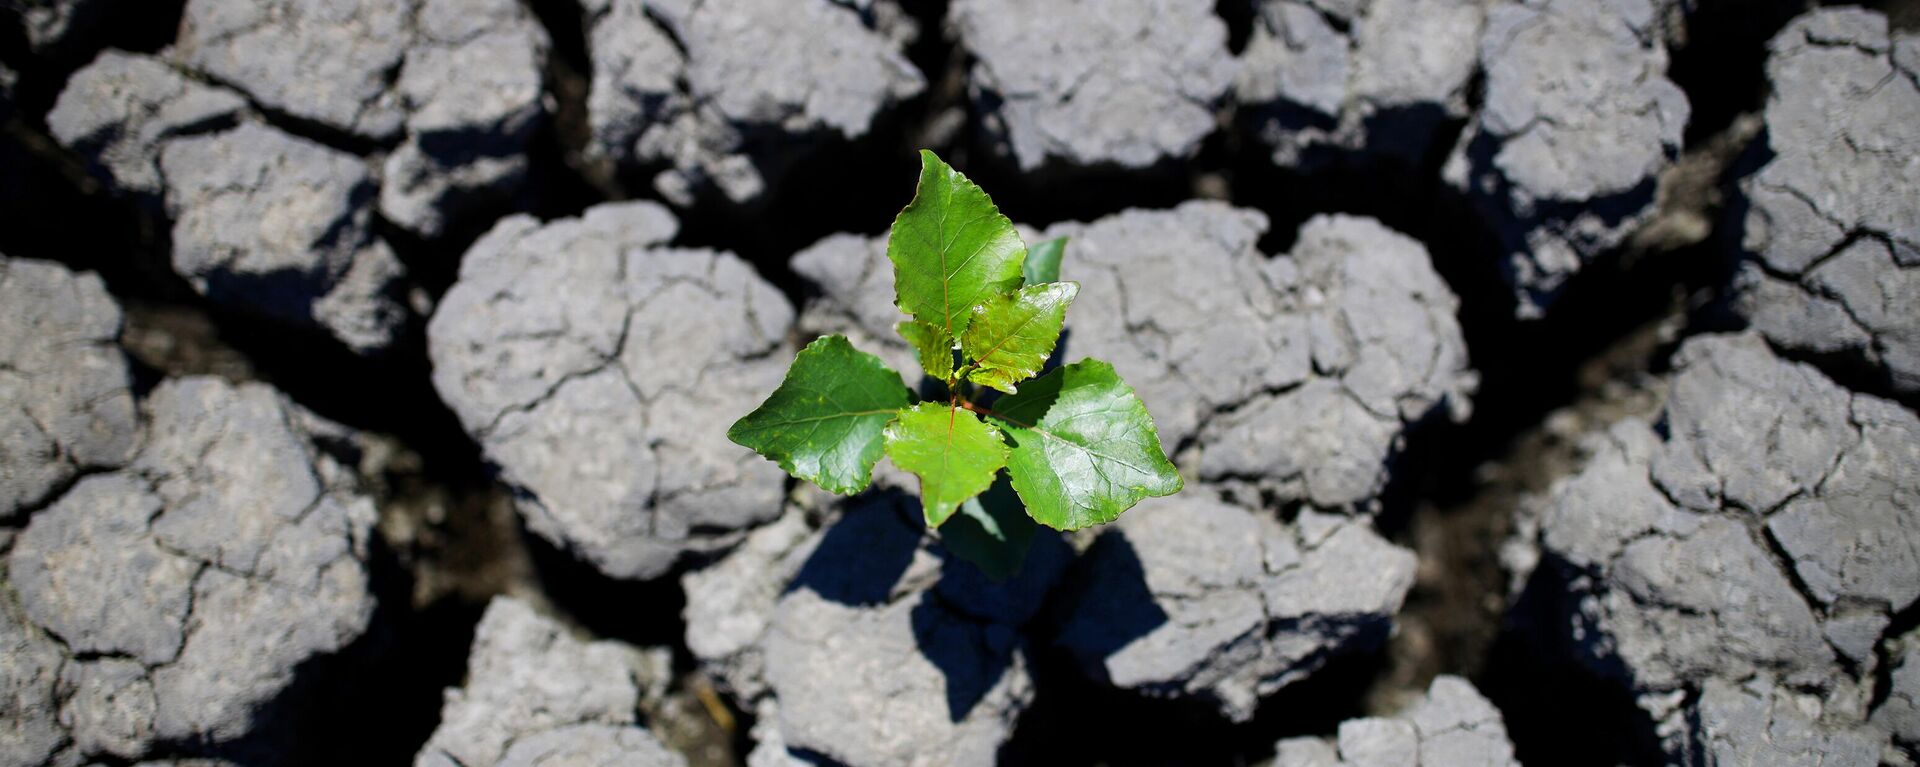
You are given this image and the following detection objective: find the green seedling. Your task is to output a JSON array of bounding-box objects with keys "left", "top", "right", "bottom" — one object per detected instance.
[{"left": 728, "top": 151, "right": 1182, "bottom": 578}]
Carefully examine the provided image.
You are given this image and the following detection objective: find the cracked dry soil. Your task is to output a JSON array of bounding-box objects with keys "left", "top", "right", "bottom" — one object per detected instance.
[{"left": 3, "top": 0, "right": 1919, "bottom": 765}]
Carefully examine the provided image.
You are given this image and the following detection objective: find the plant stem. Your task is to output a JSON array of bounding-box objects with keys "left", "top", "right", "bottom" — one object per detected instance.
[{"left": 949, "top": 362, "right": 977, "bottom": 389}]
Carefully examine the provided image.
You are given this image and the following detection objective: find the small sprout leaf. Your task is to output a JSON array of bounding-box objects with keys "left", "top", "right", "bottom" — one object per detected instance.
[
  {"left": 730, "top": 152, "right": 1179, "bottom": 577},
  {"left": 896, "top": 319, "right": 956, "bottom": 381},
  {"left": 883, "top": 402, "right": 1010, "bottom": 528},
  {"left": 727, "top": 335, "right": 911, "bottom": 495},
  {"left": 987, "top": 359, "right": 1183, "bottom": 531},
  {"left": 961, "top": 281, "right": 1078, "bottom": 394},
  {"left": 939, "top": 477, "right": 1037, "bottom": 582},
  {"left": 888, "top": 150, "right": 1026, "bottom": 340},
  {"left": 1023, "top": 236, "right": 1068, "bottom": 286}
]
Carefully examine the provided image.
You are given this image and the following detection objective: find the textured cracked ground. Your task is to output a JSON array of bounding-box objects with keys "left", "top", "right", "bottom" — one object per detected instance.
[
  {"left": 1733, "top": 8, "right": 1920, "bottom": 396},
  {"left": 1510, "top": 332, "right": 1919, "bottom": 764},
  {"left": 429, "top": 201, "right": 793, "bottom": 581},
  {"left": 3, "top": 261, "right": 379, "bottom": 764},
  {"left": 2, "top": 1, "right": 1918, "bottom": 765}
]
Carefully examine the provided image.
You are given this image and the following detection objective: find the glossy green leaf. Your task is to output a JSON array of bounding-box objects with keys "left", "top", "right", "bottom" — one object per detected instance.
[
  {"left": 939, "top": 477, "right": 1037, "bottom": 581},
  {"left": 895, "top": 319, "right": 955, "bottom": 382},
  {"left": 1023, "top": 236, "right": 1067, "bottom": 286},
  {"left": 888, "top": 150, "right": 1026, "bottom": 340},
  {"left": 728, "top": 335, "right": 912, "bottom": 495},
  {"left": 882, "top": 402, "right": 1009, "bottom": 528},
  {"left": 986, "top": 359, "right": 1183, "bottom": 531},
  {"left": 960, "top": 282, "right": 1078, "bottom": 394}
]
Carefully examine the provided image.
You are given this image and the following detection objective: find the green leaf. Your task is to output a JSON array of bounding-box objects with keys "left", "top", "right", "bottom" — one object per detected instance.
[
  {"left": 1023, "top": 236, "right": 1067, "bottom": 286},
  {"left": 986, "top": 359, "right": 1183, "bottom": 531},
  {"left": 939, "top": 477, "right": 1037, "bottom": 581},
  {"left": 895, "top": 319, "right": 954, "bottom": 381},
  {"left": 960, "top": 282, "right": 1078, "bottom": 394},
  {"left": 888, "top": 150, "right": 1026, "bottom": 340},
  {"left": 882, "top": 401, "right": 1010, "bottom": 528},
  {"left": 728, "top": 335, "right": 912, "bottom": 495}
]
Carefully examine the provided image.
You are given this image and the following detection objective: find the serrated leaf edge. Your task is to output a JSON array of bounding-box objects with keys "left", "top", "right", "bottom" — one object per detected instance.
[
  {"left": 726, "top": 335, "right": 912, "bottom": 496},
  {"left": 962, "top": 281, "right": 1079, "bottom": 395},
  {"left": 886, "top": 149, "right": 1027, "bottom": 341},
  {"left": 883, "top": 401, "right": 1010, "bottom": 528},
  {"left": 984, "top": 359, "right": 1184, "bottom": 531}
]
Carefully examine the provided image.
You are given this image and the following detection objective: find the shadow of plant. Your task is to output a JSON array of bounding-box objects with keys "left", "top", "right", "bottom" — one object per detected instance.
[
  {"left": 931, "top": 485, "right": 1073, "bottom": 626},
  {"left": 786, "top": 495, "right": 1016, "bottom": 723},
  {"left": 785, "top": 491, "right": 920, "bottom": 607},
  {"left": 1049, "top": 530, "right": 1170, "bottom": 684},
  {"left": 781, "top": 482, "right": 1166, "bottom": 725},
  {"left": 934, "top": 477, "right": 1038, "bottom": 583},
  {"left": 909, "top": 592, "right": 1019, "bottom": 722}
]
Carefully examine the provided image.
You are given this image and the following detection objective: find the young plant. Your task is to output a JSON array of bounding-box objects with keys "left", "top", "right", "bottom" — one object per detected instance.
[{"left": 728, "top": 151, "right": 1182, "bottom": 576}]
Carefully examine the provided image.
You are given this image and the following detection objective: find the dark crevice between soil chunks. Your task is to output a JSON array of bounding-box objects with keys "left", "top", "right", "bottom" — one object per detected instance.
[
  {"left": 1001, "top": 643, "right": 1385, "bottom": 766},
  {"left": 1402, "top": 193, "right": 1747, "bottom": 766},
  {"left": 0, "top": 0, "right": 188, "bottom": 121},
  {"left": 1664, "top": 0, "right": 1811, "bottom": 146},
  {"left": 240, "top": 94, "right": 398, "bottom": 155},
  {"left": 1486, "top": 562, "right": 1670, "bottom": 766},
  {"left": 661, "top": 0, "right": 961, "bottom": 309},
  {"left": 579, "top": 2, "right": 961, "bottom": 311},
  {"left": 998, "top": 522, "right": 1382, "bottom": 766},
  {"left": 521, "top": 530, "right": 746, "bottom": 767},
  {"left": 0, "top": 119, "right": 187, "bottom": 300},
  {"left": 903, "top": 0, "right": 1227, "bottom": 232},
  {"left": 1851, "top": 0, "right": 1920, "bottom": 30},
  {"left": 1871, "top": 600, "right": 1920, "bottom": 713},
  {"left": 1390, "top": 220, "right": 1735, "bottom": 766},
  {"left": 964, "top": 149, "right": 1210, "bottom": 232},
  {"left": 523, "top": 530, "right": 693, "bottom": 656},
  {"left": 904, "top": 0, "right": 969, "bottom": 155},
  {"left": 227, "top": 534, "right": 485, "bottom": 766},
  {"left": 522, "top": 0, "right": 621, "bottom": 209},
  {"left": 5, "top": 91, "right": 532, "bottom": 765},
  {"left": 671, "top": 128, "right": 925, "bottom": 311},
  {"left": 1381, "top": 300, "right": 1675, "bottom": 703},
  {"left": 1215, "top": 0, "right": 1256, "bottom": 55},
  {"left": 1217, "top": 42, "right": 1754, "bottom": 759},
  {"left": 123, "top": 292, "right": 526, "bottom": 764}
]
